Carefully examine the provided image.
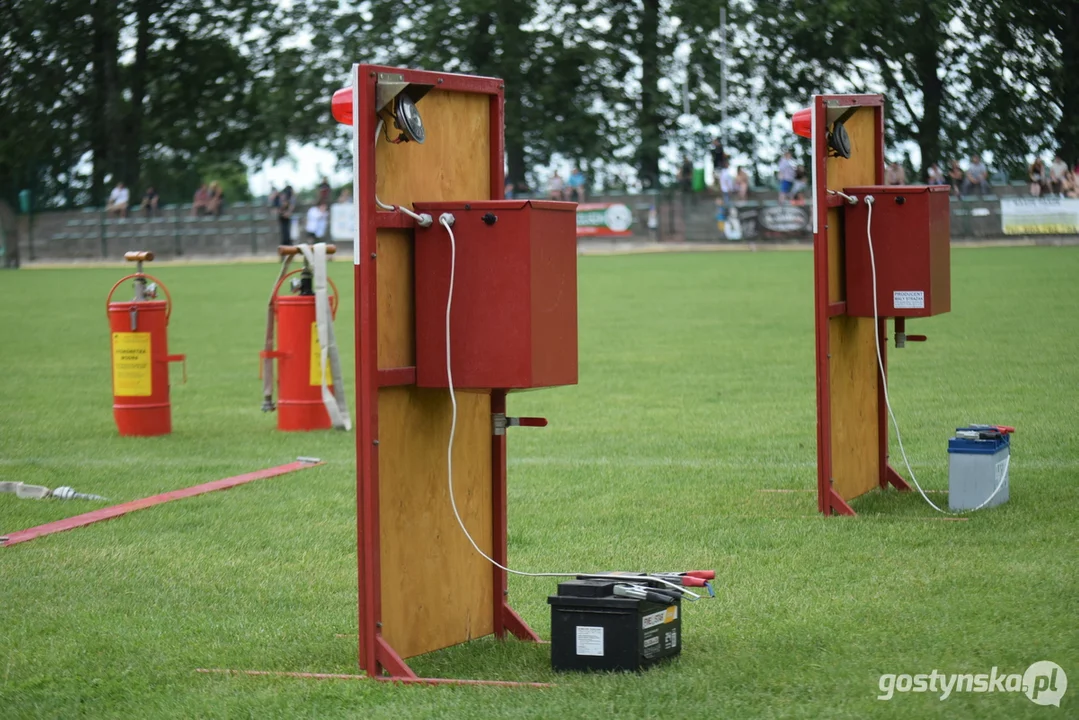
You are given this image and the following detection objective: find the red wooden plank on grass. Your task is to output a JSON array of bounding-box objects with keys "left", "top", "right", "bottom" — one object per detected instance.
[
  {"left": 1, "top": 460, "right": 321, "bottom": 547},
  {"left": 195, "top": 668, "right": 552, "bottom": 688}
]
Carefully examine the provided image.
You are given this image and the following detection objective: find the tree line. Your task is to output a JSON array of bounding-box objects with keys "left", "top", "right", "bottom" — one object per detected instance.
[{"left": 1, "top": 0, "right": 1075, "bottom": 210}]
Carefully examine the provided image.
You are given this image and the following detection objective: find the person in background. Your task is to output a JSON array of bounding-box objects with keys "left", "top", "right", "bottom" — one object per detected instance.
[
  {"left": 734, "top": 166, "right": 750, "bottom": 201},
  {"left": 276, "top": 184, "right": 296, "bottom": 246},
  {"left": 884, "top": 161, "right": 906, "bottom": 185},
  {"left": 1062, "top": 170, "right": 1078, "bottom": 199},
  {"left": 678, "top": 155, "right": 694, "bottom": 193},
  {"left": 140, "top": 186, "right": 159, "bottom": 217},
  {"left": 207, "top": 181, "right": 224, "bottom": 216},
  {"left": 718, "top": 163, "right": 734, "bottom": 205},
  {"left": 948, "top": 160, "right": 964, "bottom": 197},
  {"left": 1029, "top": 158, "right": 1049, "bottom": 197},
  {"left": 317, "top": 176, "right": 331, "bottom": 206},
  {"left": 710, "top": 137, "right": 725, "bottom": 186},
  {"left": 714, "top": 196, "right": 727, "bottom": 236},
  {"left": 961, "top": 153, "right": 991, "bottom": 197},
  {"left": 305, "top": 200, "right": 329, "bottom": 241},
  {"left": 106, "top": 181, "right": 130, "bottom": 218},
  {"left": 1049, "top": 155, "right": 1068, "bottom": 195},
  {"left": 336, "top": 186, "right": 352, "bottom": 203},
  {"left": 567, "top": 167, "right": 587, "bottom": 202},
  {"left": 926, "top": 162, "right": 946, "bottom": 186},
  {"left": 777, "top": 151, "right": 795, "bottom": 203},
  {"left": 790, "top": 165, "right": 807, "bottom": 204},
  {"left": 192, "top": 183, "right": 210, "bottom": 216},
  {"left": 504, "top": 180, "right": 515, "bottom": 199},
  {"left": 548, "top": 172, "right": 564, "bottom": 200}
]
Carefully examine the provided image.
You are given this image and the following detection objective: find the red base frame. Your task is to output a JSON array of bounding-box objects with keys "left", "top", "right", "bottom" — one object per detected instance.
[{"left": 196, "top": 668, "right": 552, "bottom": 689}]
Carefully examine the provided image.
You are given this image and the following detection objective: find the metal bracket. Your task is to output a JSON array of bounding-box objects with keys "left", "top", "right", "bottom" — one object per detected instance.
[
  {"left": 493, "top": 414, "right": 548, "bottom": 436},
  {"left": 375, "top": 73, "right": 433, "bottom": 113},
  {"left": 375, "top": 73, "right": 433, "bottom": 139}
]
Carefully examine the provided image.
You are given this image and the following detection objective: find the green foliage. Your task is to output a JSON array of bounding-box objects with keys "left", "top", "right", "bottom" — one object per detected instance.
[
  {"left": 962, "top": 0, "right": 1078, "bottom": 174},
  {"left": 199, "top": 161, "right": 254, "bottom": 203},
  {"left": 0, "top": 0, "right": 324, "bottom": 210},
  {"left": 733, "top": 0, "right": 1075, "bottom": 177},
  {"left": 306, "top": 0, "right": 622, "bottom": 191},
  {"left": 1, "top": 0, "right": 1073, "bottom": 205},
  {"left": 735, "top": 0, "right": 960, "bottom": 176}
]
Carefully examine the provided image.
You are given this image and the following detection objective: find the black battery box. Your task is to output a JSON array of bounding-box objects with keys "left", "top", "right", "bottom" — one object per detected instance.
[{"left": 547, "top": 579, "right": 682, "bottom": 672}]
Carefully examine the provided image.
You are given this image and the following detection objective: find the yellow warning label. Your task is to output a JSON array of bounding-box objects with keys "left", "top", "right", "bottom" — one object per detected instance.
[
  {"left": 664, "top": 606, "right": 678, "bottom": 623},
  {"left": 112, "top": 332, "right": 152, "bottom": 397},
  {"left": 310, "top": 322, "right": 323, "bottom": 386}
]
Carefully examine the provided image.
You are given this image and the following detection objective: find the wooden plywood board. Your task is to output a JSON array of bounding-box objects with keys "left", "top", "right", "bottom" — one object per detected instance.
[
  {"left": 376, "top": 230, "right": 415, "bottom": 369},
  {"left": 828, "top": 315, "right": 880, "bottom": 500},
  {"left": 378, "top": 387, "right": 494, "bottom": 659},
  {"left": 374, "top": 88, "right": 495, "bottom": 658},
  {"left": 825, "top": 106, "right": 880, "bottom": 501}
]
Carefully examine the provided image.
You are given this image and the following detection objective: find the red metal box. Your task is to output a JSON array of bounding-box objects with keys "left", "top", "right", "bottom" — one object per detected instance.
[
  {"left": 413, "top": 199, "right": 578, "bottom": 390},
  {"left": 842, "top": 185, "right": 951, "bottom": 318}
]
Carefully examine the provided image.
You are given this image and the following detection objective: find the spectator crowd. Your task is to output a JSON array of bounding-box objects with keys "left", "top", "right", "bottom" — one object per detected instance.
[
  {"left": 99, "top": 174, "right": 350, "bottom": 247},
  {"left": 101, "top": 145, "right": 1079, "bottom": 244}
]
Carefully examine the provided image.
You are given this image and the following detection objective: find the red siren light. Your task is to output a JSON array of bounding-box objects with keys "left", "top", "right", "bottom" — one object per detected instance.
[
  {"left": 791, "top": 107, "right": 811, "bottom": 139},
  {"left": 331, "top": 87, "right": 353, "bottom": 125}
]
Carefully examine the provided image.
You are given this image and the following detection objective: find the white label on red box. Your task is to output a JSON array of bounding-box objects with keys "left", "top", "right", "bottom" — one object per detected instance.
[
  {"left": 576, "top": 626, "right": 604, "bottom": 656},
  {"left": 894, "top": 290, "right": 925, "bottom": 309}
]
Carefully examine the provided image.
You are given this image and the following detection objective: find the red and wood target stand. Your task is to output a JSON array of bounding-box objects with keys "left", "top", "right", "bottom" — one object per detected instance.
[
  {"left": 348, "top": 64, "right": 568, "bottom": 687},
  {"left": 803, "top": 94, "right": 939, "bottom": 516}
]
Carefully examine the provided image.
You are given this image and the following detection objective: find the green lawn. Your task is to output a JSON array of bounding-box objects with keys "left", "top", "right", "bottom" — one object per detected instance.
[{"left": 0, "top": 247, "right": 1076, "bottom": 718}]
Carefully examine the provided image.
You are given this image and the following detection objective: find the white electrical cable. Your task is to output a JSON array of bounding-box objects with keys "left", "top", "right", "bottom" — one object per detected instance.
[
  {"left": 865, "top": 196, "right": 1009, "bottom": 514},
  {"left": 827, "top": 189, "right": 859, "bottom": 204},
  {"left": 372, "top": 120, "right": 433, "bottom": 226},
  {"left": 437, "top": 213, "right": 697, "bottom": 598}
]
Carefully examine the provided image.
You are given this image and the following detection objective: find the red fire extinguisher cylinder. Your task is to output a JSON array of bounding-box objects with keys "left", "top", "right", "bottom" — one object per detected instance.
[
  {"left": 105, "top": 251, "right": 185, "bottom": 436},
  {"left": 261, "top": 245, "right": 340, "bottom": 432}
]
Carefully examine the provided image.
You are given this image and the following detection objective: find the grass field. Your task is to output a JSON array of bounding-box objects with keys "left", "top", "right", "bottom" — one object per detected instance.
[{"left": 1, "top": 246, "right": 1077, "bottom": 718}]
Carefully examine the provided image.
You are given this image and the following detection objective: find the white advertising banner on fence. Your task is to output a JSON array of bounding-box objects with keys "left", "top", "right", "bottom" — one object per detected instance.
[
  {"left": 1000, "top": 197, "right": 1079, "bottom": 235},
  {"left": 330, "top": 202, "right": 356, "bottom": 242}
]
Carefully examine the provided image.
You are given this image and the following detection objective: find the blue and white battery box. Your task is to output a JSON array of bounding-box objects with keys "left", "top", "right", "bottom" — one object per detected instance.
[{"left": 947, "top": 426, "right": 1011, "bottom": 511}]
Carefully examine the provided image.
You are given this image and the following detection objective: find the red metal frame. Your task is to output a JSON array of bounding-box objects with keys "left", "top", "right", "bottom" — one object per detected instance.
[
  {"left": 353, "top": 64, "right": 540, "bottom": 682},
  {"left": 810, "top": 94, "right": 909, "bottom": 517},
  {"left": 196, "top": 668, "right": 552, "bottom": 689}
]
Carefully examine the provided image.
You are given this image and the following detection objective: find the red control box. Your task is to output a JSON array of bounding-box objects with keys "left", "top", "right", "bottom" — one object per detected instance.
[
  {"left": 413, "top": 200, "right": 578, "bottom": 390},
  {"left": 843, "top": 185, "right": 951, "bottom": 318}
]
